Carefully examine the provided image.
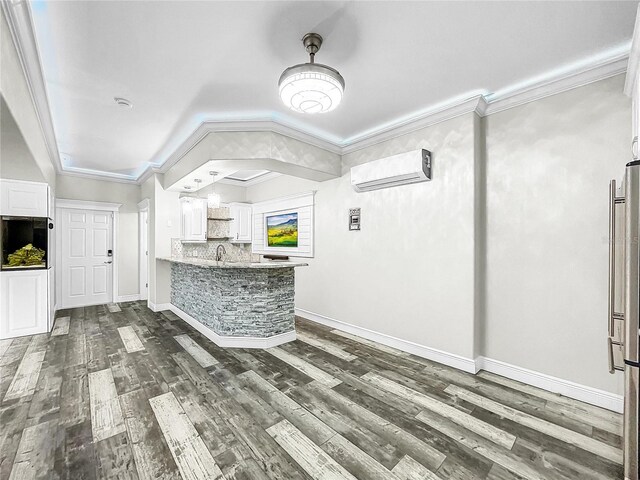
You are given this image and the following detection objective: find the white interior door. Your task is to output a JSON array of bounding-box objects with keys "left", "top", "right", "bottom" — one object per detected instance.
[
  {"left": 139, "top": 210, "right": 148, "bottom": 301},
  {"left": 60, "top": 208, "right": 113, "bottom": 308}
]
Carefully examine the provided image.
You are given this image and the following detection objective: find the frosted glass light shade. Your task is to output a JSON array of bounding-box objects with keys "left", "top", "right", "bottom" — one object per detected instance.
[
  {"left": 278, "top": 63, "right": 345, "bottom": 114},
  {"left": 207, "top": 192, "right": 221, "bottom": 208}
]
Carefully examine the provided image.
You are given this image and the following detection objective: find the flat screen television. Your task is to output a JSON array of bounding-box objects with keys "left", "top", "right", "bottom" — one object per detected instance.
[
  {"left": 266, "top": 212, "right": 298, "bottom": 247},
  {"left": 1, "top": 216, "right": 49, "bottom": 270}
]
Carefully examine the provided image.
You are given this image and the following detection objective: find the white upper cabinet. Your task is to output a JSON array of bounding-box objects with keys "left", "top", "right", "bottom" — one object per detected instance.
[
  {"left": 180, "top": 197, "right": 207, "bottom": 243},
  {"left": 0, "top": 179, "right": 48, "bottom": 217},
  {"left": 229, "top": 203, "right": 252, "bottom": 243}
]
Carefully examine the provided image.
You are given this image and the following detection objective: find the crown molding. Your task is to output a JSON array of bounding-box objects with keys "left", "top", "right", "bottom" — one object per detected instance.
[
  {"left": 56, "top": 198, "right": 122, "bottom": 211},
  {"left": 340, "top": 95, "right": 488, "bottom": 155},
  {"left": 57, "top": 166, "right": 140, "bottom": 184},
  {"left": 218, "top": 171, "right": 282, "bottom": 187},
  {"left": 485, "top": 52, "right": 629, "bottom": 115},
  {"left": 152, "top": 118, "right": 343, "bottom": 178},
  {"left": 9, "top": 1, "right": 630, "bottom": 184},
  {"left": 1, "top": 0, "right": 62, "bottom": 173}
]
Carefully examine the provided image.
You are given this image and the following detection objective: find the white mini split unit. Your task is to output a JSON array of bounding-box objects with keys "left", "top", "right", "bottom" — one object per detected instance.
[{"left": 350, "top": 149, "right": 432, "bottom": 192}]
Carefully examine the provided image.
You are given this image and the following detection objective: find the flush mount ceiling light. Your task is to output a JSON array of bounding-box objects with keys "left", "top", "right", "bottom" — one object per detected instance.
[{"left": 278, "top": 33, "right": 345, "bottom": 114}]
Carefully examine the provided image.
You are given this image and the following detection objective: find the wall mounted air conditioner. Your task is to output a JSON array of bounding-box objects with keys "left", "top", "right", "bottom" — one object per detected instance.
[{"left": 350, "top": 149, "right": 432, "bottom": 192}]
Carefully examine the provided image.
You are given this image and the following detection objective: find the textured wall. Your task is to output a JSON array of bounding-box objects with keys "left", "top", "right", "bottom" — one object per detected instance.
[
  {"left": 170, "top": 262, "right": 295, "bottom": 337},
  {"left": 484, "top": 74, "right": 629, "bottom": 394},
  {"left": 246, "top": 75, "right": 631, "bottom": 396},
  {"left": 249, "top": 113, "right": 481, "bottom": 361}
]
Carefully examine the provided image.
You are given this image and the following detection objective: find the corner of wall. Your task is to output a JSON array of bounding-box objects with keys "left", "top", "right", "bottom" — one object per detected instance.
[{"left": 473, "top": 113, "right": 487, "bottom": 360}]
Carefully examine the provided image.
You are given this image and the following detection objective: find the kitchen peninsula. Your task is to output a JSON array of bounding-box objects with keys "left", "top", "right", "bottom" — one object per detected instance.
[{"left": 158, "top": 256, "right": 307, "bottom": 348}]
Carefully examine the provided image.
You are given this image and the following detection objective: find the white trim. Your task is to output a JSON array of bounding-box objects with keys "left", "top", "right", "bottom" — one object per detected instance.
[
  {"left": 57, "top": 165, "right": 140, "bottom": 184},
  {"left": 8, "top": 0, "right": 630, "bottom": 183},
  {"left": 295, "top": 308, "right": 477, "bottom": 374},
  {"left": 147, "top": 301, "right": 172, "bottom": 313},
  {"left": 116, "top": 294, "right": 140, "bottom": 302},
  {"left": 297, "top": 307, "right": 624, "bottom": 413},
  {"left": 476, "top": 356, "right": 624, "bottom": 413},
  {"left": 168, "top": 304, "right": 296, "bottom": 348},
  {"left": 218, "top": 171, "right": 282, "bottom": 187},
  {"left": 157, "top": 120, "right": 342, "bottom": 179},
  {"left": 138, "top": 206, "right": 149, "bottom": 301},
  {"left": 1, "top": 1, "right": 62, "bottom": 173},
  {"left": 55, "top": 198, "right": 122, "bottom": 212},
  {"left": 0, "top": 178, "right": 47, "bottom": 187},
  {"left": 485, "top": 54, "right": 629, "bottom": 115},
  {"left": 54, "top": 47, "right": 625, "bottom": 183},
  {"left": 55, "top": 204, "right": 119, "bottom": 308},
  {"left": 251, "top": 191, "right": 316, "bottom": 214},
  {"left": 340, "top": 96, "right": 487, "bottom": 154},
  {"left": 112, "top": 210, "right": 119, "bottom": 307}
]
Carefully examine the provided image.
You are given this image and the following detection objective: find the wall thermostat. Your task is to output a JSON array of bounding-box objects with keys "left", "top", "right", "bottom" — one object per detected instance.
[{"left": 349, "top": 208, "right": 361, "bottom": 231}]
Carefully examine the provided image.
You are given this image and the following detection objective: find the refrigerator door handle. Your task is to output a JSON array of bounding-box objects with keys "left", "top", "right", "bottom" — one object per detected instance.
[
  {"left": 608, "top": 179, "right": 625, "bottom": 374},
  {"left": 608, "top": 338, "right": 616, "bottom": 374}
]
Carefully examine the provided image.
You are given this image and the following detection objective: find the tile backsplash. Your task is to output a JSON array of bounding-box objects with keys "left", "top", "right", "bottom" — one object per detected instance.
[{"left": 171, "top": 238, "right": 259, "bottom": 263}]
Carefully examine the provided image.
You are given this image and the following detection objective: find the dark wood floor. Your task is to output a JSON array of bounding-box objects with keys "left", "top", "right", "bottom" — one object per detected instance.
[{"left": 0, "top": 301, "right": 624, "bottom": 479}]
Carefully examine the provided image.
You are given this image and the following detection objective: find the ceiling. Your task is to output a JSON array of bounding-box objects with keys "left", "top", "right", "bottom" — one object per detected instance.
[{"left": 28, "top": 0, "right": 638, "bottom": 180}]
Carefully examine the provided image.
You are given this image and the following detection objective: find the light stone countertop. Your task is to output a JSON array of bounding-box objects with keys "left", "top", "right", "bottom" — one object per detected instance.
[{"left": 157, "top": 256, "right": 308, "bottom": 269}]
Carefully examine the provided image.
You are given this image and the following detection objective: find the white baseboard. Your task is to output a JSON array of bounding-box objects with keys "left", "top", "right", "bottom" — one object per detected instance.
[
  {"left": 296, "top": 307, "right": 623, "bottom": 413},
  {"left": 116, "top": 294, "right": 140, "bottom": 303},
  {"left": 476, "top": 357, "right": 624, "bottom": 413},
  {"left": 169, "top": 304, "right": 296, "bottom": 348},
  {"left": 147, "top": 301, "right": 172, "bottom": 312},
  {"left": 295, "top": 307, "right": 477, "bottom": 374}
]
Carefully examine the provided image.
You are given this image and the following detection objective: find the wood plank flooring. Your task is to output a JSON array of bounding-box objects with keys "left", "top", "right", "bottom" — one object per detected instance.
[{"left": 0, "top": 301, "right": 624, "bottom": 479}]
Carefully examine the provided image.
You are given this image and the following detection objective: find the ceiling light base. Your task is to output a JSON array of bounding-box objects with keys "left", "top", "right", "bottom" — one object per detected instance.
[{"left": 302, "top": 33, "right": 323, "bottom": 56}]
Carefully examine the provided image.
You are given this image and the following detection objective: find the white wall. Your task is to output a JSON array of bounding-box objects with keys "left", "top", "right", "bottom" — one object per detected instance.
[
  {"left": 246, "top": 75, "right": 630, "bottom": 398},
  {"left": 248, "top": 113, "right": 481, "bottom": 362},
  {"left": 0, "top": 97, "right": 45, "bottom": 182},
  {"left": 56, "top": 175, "right": 141, "bottom": 298},
  {"left": 484, "top": 74, "right": 629, "bottom": 394}
]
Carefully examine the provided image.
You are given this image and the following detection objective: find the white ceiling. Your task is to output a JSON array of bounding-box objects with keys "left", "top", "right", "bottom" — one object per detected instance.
[{"left": 30, "top": 0, "right": 638, "bottom": 180}]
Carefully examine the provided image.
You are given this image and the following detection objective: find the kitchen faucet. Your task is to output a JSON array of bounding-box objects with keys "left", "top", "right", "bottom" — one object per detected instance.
[{"left": 215, "top": 244, "right": 227, "bottom": 263}]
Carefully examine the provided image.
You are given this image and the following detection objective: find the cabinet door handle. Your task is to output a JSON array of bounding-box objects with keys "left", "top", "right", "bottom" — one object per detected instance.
[{"left": 104, "top": 261, "right": 113, "bottom": 264}]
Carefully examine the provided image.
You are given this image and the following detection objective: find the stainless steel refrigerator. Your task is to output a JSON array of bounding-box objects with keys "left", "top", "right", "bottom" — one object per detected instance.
[{"left": 608, "top": 162, "right": 640, "bottom": 480}]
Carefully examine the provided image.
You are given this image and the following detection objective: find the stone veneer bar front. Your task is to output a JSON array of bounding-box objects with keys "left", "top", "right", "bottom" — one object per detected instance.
[{"left": 158, "top": 257, "right": 307, "bottom": 347}]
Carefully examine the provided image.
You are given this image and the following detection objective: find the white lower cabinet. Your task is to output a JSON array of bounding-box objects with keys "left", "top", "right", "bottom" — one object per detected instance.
[
  {"left": 1, "top": 269, "right": 49, "bottom": 339},
  {"left": 48, "top": 267, "right": 55, "bottom": 331}
]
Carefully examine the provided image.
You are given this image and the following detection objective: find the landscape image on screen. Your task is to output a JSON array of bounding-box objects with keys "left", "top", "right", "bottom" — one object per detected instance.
[{"left": 267, "top": 213, "right": 298, "bottom": 247}]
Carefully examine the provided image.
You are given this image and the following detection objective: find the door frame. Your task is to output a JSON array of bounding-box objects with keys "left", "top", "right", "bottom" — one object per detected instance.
[
  {"left": 138, "top": 198, "right": 150, "bottom": 301},
  {"left": 55, "top": 198, "right": 121, "bottom": 307}
]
